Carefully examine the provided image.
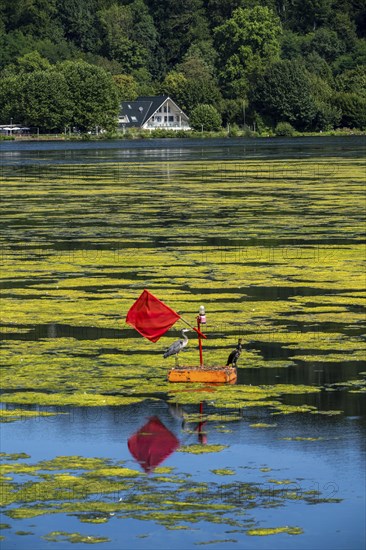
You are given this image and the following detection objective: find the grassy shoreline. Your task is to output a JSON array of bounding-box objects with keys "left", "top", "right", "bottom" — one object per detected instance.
[{"left": 1, "top": 127, "right": 365, "bottom": 142}]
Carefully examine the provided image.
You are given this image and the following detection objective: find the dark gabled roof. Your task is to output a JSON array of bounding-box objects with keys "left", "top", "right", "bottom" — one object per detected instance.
[{"left": 120, "top": 95, "right": 170, "bottom": 127}]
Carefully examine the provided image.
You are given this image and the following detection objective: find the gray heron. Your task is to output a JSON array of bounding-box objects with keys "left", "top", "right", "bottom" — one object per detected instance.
[
  {"left": 163, "top": 329, "right": 189, "bottom": 366},
  {"left": 226, "top": 338, "right": 242, "bottom": 367}
]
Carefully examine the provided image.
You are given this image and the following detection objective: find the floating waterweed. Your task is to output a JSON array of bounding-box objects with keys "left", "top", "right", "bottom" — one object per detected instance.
[
  {"left": 211, "top": 469, "right": 235, "bottom": 475},
  {"left": 1, "top": 157, "right": 364, "bottom": 413},
  {"left": 0, "top": 409, "right": 66, "bottom": 422},
  {"left": 177, "top": 445, "right": 227, "bottom": 454},
  {"left": 0, "top": 453, "right": 30, "bottom": 461},
  {"left": 0, "top": 451, "right": 343, "bottom": 531},
  {"left": 43, "top": 531, "right": 110, "bottom": 544},
  {"left": 250, "top": 423, "right": 277, "bottom": 428},
  {"left": 246, "top": 526, "right": 303, "bottom": 536}
]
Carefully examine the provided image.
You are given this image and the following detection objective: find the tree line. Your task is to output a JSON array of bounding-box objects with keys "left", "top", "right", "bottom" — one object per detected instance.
[{"left": 0, "top": 0, "right": 365, "bottom": 132}]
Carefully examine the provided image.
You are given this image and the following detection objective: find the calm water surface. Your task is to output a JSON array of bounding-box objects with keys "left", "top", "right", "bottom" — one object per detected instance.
[
  {"left": 0, "top": 137, "right": 365, "bottom": 549},
  {"left": 1, "top": 399, "right": 365, "bottom": 550},
  {"left": 1, "top": 135, "right": 365, "bottom": 164}
]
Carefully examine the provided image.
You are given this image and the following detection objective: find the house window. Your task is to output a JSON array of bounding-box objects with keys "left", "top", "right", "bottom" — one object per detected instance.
[
  {"left": 128, "top": 104, "right": 132, "bottom": 109},
  {"left": 158, "top": 108, "right": 162, "bottom": 112},
  {"left": 156, "top": 116, "right": 161, "bottom": 122},
  {"left": 169, "top": 116, "right": 174, "bottom": 122},
  {"left": 131, "top": 116, "right": 138, "bottom": 122},
  {"left": 164, "top": 105, "right": 171, "bottom": 113},
  {"left": 164, "top": 116, "right": 168, "bottom": 122},
  {"left": 176, "top": 116, "right": 180, "bottom": 121}
]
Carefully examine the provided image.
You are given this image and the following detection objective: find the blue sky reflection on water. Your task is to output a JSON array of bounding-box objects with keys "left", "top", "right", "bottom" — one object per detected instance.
[{"left": 1, "top": 400, "right": 365, "bottom": 550}]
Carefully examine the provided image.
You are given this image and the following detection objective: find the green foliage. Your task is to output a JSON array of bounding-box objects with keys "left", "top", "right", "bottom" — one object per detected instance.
[
  {"left": 335, "top": 66, "right": 366, "bottom": 99},
  {"left": 0, "top": 75, "right": 21, "bottom": 122},
  {"left": 56, "top": 0, "right": 102, "bottom": 53},
  {"left": 226, "top": 122, "right": 240, "bottom": 136},
  {"left": 58, "top": 61, "right": 120, "bottom": 131},
  {"left": 84, "top": 53, "right": 123, "bottom": 75},
  {"left": 281, "top": 30, "right": 305, "bottom": 60},
  {"left": 274, "top": 122, "right": 296, "bottom": 136},
  {"left": 214, "top": 6, "right": 282, "bottom": 96},
  {"left": 0, "top": 68, "right": 72, "bottom": 131},
  {"left": 113, "top": 74, "right": 138, "bottom": 101},
  {"left": 132, "top": 67, "right": 158, "bottom": 96},
  {"left": 129, "top": 0, "right": 159, "bottom": 76},
  {"left": 189, "top": 104, "right": 222, "bottom": 130},
  {"left": 32, "top": 37, "right": 78, "bottom": 65},
  {"left": 203, "top": 0, "right": 243, "bottom": 28},
  {"left": 3, "top": 0, "right": 63, "bottom": 40},
  {"left": 290, "top": 0, "right": 332, "bottom": 33},
  {"left": 94, "top": 1, "right": 159, "bottom": 78},
  {"left": 251, "top": 60, "right": 318, "bottom": 130},
  {"left": 307, "top": 73, "right": 341, "bottom": 129},
  {"left": 184, "top": 41, "right": 218, "bottom": 73},
  {"left": 162, "top": 55, "right": 221, "bottom": 113},
  {"left": 146, "top": 0, "right": 209, "bottom": 68},
  {"left": 303, "top": 52, "right": 333, "bottom": 82},
  {"left": 98, "top": 4, "right": 147, "bottom": 73},
  {"left": 219, "top": 98, "right": 247, "bottom": 126},
  {"left": 304, "top": 28, "right": 345, "bottom": 63},
  {"left": 18, "top": 70, "right": 72, "bottom": 130},
  {"left": 333, "top": 39, "right": 366, "bottom": 74},
  {"left": 329, "top": 12, "right": 358, "bottom": 51},
  {"left": 148, "top": 128, "right": 191, "bottom": 138},
  {"left": 15, "top": 51, "right": 51, "bottom": 72},
  {"left": 333, "top": 92, "right": 366, "bottom": 129},
  {"left": 314, "top": 101, "right": 342, "bottom": 130},
  {"left": 0, "top": 0, "right": 364, "bottom": 131},
  {"left": 161, "top": 72, "right": 189, "bottom": 107}
]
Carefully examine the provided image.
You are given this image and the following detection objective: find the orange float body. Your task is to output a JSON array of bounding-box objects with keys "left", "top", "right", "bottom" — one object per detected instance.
[{"left": 168, "top": 366, "right": 237, "bottom": 383}]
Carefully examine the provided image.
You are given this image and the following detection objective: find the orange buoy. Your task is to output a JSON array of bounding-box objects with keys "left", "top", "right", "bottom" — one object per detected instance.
[{"left": 168, "top": 365, "right": 237, "bottom": 383}]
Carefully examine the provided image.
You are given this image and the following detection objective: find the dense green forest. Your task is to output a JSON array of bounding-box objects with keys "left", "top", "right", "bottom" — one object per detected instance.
[{"left": 0, "top": 0, "right": 365, "bottom": 132}]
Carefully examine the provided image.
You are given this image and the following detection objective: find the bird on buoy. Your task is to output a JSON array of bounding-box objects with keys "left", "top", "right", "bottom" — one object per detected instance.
[
  {"left": 163, "top": 329, "right": 190, "bottom": 366},
  {"left": 226, "top": 338, "right": 242, "bottom": 367}
]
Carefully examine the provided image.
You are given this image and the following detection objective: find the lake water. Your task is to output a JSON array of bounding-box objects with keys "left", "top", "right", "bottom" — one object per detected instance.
[{"left": 0, "top": 136, "right": 365, "bottom": 549}]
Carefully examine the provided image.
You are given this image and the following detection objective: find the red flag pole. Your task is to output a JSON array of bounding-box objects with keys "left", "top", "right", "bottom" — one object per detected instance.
[
  {"left": 180, "top": 313, "right": 206, "bottom": 367},
  {"left": 197, "top": 315, "right": 204, "bottom": 367},
  {"left": 180, "top": 317, "right": 207, "bottom": 339},
  {"left": 196, "top": 306, "right": 206, "bottom": 368}
]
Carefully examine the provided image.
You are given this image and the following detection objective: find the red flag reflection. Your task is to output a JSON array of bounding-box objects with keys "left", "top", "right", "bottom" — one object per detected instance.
[{"left": 128, "top": 416, "right": 180, "bottom": 473}]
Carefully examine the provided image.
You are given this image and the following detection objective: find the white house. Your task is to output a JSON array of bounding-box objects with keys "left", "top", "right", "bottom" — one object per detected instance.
[{"left": 118, "top": 95, "right": 190, "bottom": 131}]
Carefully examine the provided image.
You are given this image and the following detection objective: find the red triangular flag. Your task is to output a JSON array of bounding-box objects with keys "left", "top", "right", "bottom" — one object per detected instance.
[{"left": 126, "top": 289, "right": 181, "bottom": 342}]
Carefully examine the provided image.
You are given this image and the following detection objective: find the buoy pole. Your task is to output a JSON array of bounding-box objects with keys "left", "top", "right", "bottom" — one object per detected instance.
[
  {"left": 197, "top": 305, "right": 206, "bottom": 368},
  {"left": 197, "top": 315, "right": 204, "bottom": 367}
]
